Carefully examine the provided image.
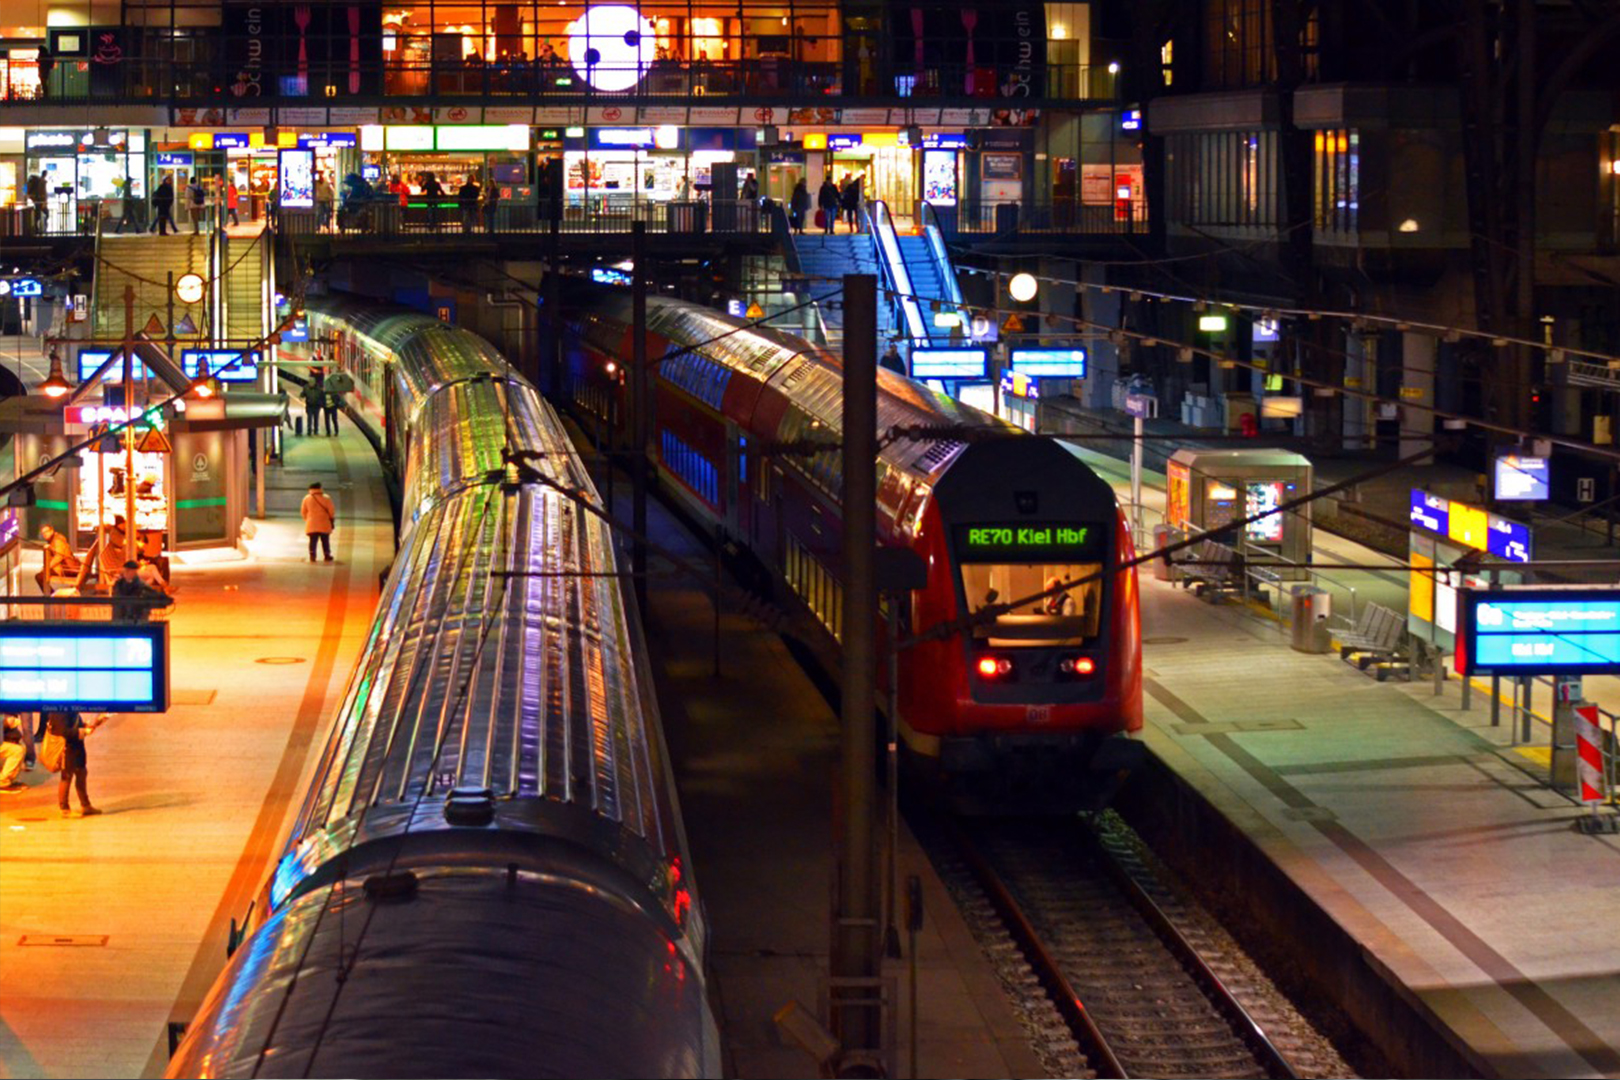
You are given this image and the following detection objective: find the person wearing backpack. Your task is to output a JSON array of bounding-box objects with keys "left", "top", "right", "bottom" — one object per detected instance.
[
  {"left": 186, "top": 174, "right": 207, "bottom": 233},
  {"left": 40, "top": 710, "right": 108, "bottom": 817}
]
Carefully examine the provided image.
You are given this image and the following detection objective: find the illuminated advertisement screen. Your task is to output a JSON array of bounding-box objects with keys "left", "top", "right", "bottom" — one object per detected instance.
[
  {"left": 384, "top": 126, "right": 435, "bottom": 151},
  {"left": 181, "top": 349, "right": 261, "bottom": 382},
  {"left": 1009, "top": 348, "right": 1087, "bottom": 378},
  {"left": 922, "top": 150, "right": 958, "bottom": 206},
  {"left": 911, "top": 347, "right": 987, "bottom": 380},
  {"left": 278, "top": 149, "right": 314, "bottom": 208},
  {"left": 1494, "top": 454, "right": 1549, "bottom": 501},
  {"left": 0, "top": 623, "right": 169, "bottom": 712},
  {"left": 1167, "top": 461, "right": 1191, "bottom": 528},
  {"left": 1462, "top": 589, "right": 1620, "bottom": 675},
  {"left": 953, "top": 523, "right": 1106, "bottom": 563},
  {"left": 1244, "top": 481, "right": 1286, "bottom": 542}
]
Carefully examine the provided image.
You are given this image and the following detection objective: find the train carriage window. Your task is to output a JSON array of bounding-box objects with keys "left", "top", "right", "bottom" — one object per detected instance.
[{"left": 959, "top": 562, "right": 1103, "bottom": 646}]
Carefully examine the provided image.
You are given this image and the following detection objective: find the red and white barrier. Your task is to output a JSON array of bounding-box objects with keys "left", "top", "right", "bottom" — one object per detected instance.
[{"left": 1575, "top": 704, "right": 1606, "bottom": 804}]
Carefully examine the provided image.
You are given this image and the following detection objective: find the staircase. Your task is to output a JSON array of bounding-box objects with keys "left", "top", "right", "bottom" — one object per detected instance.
[
  {"left": 93, "top": 232, "right": 212, "bottom": 342},
  {"left": 791, "top": 231, "right": 884, "bottom": 347},
  {"left": 222, "top": 231, "right": 268, "bottom": 347}
]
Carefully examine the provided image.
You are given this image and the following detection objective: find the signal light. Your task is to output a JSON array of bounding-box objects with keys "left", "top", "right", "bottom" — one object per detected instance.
[
  {"left": 1059, "top": 656, "right": 1097, "bottom": 676},
  {"left": 976, "top": 656, "right": 1012, "bottom": 678}
]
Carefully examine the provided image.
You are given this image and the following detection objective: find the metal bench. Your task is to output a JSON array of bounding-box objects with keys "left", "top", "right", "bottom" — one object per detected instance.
[
  {"left": 1177, "top": 539, "right": 1246, "bottom": 602},
  {"left": 1336, "top": 602, "right": 1410, "bottom": 680}
]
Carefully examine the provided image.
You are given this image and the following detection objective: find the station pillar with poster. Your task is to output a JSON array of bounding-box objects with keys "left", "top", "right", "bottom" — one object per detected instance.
[{"left": 1407, "top": 489, "right": 1531, "bottom": 659}]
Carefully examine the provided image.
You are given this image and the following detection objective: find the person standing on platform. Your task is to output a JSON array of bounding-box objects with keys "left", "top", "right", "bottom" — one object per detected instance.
[
  {"left": 789, "top": 179, "right": 810, "bottom": 233},
  {"left": 840, "top": 174, "right": 862, "bottom": 230},
  {"left": 224, "top": 179, "right": 241, "bottom": 227},
  {"left": 458, "top": 174, "right": 481, "bottom": 232},
  {"left": 421, "top": 172, "right": 445, "bottom": 231},
  {"left": 302, "top": 482, "right": 336, "bottom": 563},
  {"left": 186, "top": 174, "right": 207, "bottom": 234},
  {"left": 151, "top": 176, "right": 176, "bottom": 235},
  {"left": 817, "top": 175, "right": 839, "bottom": 235},
  {"left": 302, "top": 381, "right": 323, "bottom": 436},
  {"left": 323, "top": 386, "right": 342, "bottom": 436},
  {"left": 0, "top": 713, "right": 34, "bottom": 794},
  {"left": 315, "top": 172, "right": 335, "bottom": 233},
  {"left": 44, "top": 710, "right": 107, "bottom": 817},
  {"left": 26, "top": 173, "right": 48, "bottom": 234},
  {"left": 881, "top": 341, "right": 906, "bottom": 376}
]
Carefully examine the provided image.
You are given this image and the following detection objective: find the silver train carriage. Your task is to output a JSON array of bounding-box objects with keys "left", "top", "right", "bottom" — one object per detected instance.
[{"left": 167, "top": 296, "right": 720, "bottom": 1079}]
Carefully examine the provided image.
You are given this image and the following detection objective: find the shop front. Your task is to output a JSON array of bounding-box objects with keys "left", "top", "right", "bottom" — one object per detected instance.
[
  {"left": 363, "top": 123, "right": 531, "bottom": 225},
  {"left": 563, "top": 125, "right": 755, "bottom": 210},
  {"left": 23, "top": 129, "right": 148, "bottom": 233}
]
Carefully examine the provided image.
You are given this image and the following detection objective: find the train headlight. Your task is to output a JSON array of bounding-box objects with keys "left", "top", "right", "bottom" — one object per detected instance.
[{"left": 976, "top": 656, "right": 1013, "bottom": 678}]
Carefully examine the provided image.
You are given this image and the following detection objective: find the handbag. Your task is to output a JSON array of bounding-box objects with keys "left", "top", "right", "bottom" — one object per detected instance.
[
  {"left": 814, "top": 208, "right": 827, "bottom": 229},
  {"left": 39, "top": 731, "right": 65, "bottom": 773}
]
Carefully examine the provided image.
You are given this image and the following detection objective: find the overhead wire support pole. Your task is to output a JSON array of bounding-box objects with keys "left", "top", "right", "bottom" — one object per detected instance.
[
  {"left": 832, "top": 272, "right": 883, "bottom": 1074},
  {"left": 631, "top": 220, "right": 649, "bottom": 613}
]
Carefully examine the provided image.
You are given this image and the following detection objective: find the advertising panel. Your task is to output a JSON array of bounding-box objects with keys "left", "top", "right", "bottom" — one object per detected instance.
[
  {"left": 1494, "top": 454, "right": 1549, "bottom": 501},
  {"left": 277, "top": 149, "right": 314, "bottom": 208},
  {"left": 1244, "top": 482, "right": 1286, "bottom": 543},
  {"left": 922, "top": 150, "right": 958, "bottom": 206}
]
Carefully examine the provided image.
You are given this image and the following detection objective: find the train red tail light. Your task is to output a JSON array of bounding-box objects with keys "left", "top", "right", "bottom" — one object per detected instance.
[
  {"left": 976, "top": 656, "right": 1013, "bottom": 678},
  {"left": 1059, "top": 656, "right": 1096, "bottom": 677}
]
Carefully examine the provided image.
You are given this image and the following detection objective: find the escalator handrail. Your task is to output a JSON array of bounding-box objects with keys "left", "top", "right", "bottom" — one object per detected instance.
[{"left": 866, "top": 200, "right": 928, "bottom": 345}]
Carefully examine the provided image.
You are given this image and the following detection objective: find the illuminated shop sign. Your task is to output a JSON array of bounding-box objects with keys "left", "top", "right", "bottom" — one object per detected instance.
[
  {"left": 25, "top": 131, "right": 79, "bottom": 149},
  {"left": 910, "top": 347, "right": 987, "bottom": 380},
  {"left": 954, "top": 522, "right": 1105, "bottom": 562},
  {"left": 0, "top": 623, "right": 170, "bottom": 713},
  {"left": 181, "top": 349, "right": 261, "bottom": 382},
  {"left": 1461, "top": 588, "right": 1620, "bottom": 675},
  {"left": 1409, "top": 489, "right": 1531, "bottom": 563},
  {"left": 1009, "top": 347, "right": 1087, "bottom": 378},
  {"left": 588, "top": 125, "right": 680, "bottom": 150},
  {"left": 64, "top": 404, "right": 163, "bottom": 427},
  {"left": 434, "top": 125, "right": 531, "bottom": 152},
  {"left": 384, "top": 126, "right": 435, "bottom": 151}
]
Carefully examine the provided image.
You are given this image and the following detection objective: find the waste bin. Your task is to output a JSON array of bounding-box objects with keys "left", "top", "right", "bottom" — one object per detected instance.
[
  {"left": 1290, "top": 585, "right": 1332, "bottom": 653},
  {"left": 1151, "top": 524, "right": 1177, "bottom": 582}
]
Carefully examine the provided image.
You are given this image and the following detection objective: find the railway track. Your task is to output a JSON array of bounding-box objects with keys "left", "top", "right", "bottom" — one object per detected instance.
[{"left": 932, "top": 812, "right": 1351, "bottom": 1080}]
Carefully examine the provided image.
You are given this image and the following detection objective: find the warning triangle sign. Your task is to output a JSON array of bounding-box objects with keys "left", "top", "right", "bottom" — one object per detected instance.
[
  {"left": 174, "top": 313, "right": 198, "bottom": 336},
  {"left": 745, "top": 302, "right": 765, "bottom": 319},
  {"left": 1001, "top": 313, "right": 1025, "bottom": 333},
  {"left": 142, "top": 313, "right": 165, "bottom": 336},
  {"left": 136, "top": 427, "right": 172, "bottom": 454}
]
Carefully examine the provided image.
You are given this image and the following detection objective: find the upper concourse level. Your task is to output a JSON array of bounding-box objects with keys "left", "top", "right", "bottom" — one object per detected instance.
[{"left": 0, "top": 0, "right": 1123, "bottom": 113}]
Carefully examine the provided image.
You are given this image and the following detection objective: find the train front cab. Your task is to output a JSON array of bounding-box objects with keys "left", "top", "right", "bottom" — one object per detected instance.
[{"left": 906, "top": 439, "right": 1144, "bottom": 813}]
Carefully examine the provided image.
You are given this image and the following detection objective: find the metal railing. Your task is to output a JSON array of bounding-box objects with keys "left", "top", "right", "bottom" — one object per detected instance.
[
  {"left": 946, "top": 202, "right": 1150, "bottom": 236},
  {"left": 0, "top": 57, "right": 1121, "bottom": 106},
  {"left": 240, "top": 199, "right": 767, "bottom": 239}
]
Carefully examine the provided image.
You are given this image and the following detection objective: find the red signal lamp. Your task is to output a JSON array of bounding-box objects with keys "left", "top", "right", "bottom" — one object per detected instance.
[{"left": 1059, "top": 656, "right": 1096, "bottom": 676}]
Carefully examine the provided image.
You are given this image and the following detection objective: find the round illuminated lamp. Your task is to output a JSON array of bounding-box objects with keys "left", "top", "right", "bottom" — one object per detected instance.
[
  {"left": 174, "top": 273, "right": 206, "bottom": 305},
  {"left": 1008, "top": 272, "right": 1038, "bottom": 303},
  {"left": 567, "top": 5, "right": 658, "bottom": 93}
]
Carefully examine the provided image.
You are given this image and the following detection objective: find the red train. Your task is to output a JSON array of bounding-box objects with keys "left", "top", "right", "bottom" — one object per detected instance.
[{"left": 569, "top": 294, "right": 1143, "bottom": 810}]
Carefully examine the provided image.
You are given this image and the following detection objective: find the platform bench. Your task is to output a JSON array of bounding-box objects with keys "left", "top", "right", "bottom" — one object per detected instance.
[
  {"left": 1337, "top": 602, "right": 1410, "bottom": 680},
  {"left": 1178, "top": 539, "right": 1245, "bottom": 602}
]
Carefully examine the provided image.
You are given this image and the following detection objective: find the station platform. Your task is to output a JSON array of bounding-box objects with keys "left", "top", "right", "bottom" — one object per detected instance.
[
  {"left": 0, "top": 423, "right": 391, "bottom": 1079},
  {"left": 628, "top": 486, "right": 1043, "bottom": 1079},
  {"left": 1127, "top": 562, "right": 1620, "bottom": 1078}
]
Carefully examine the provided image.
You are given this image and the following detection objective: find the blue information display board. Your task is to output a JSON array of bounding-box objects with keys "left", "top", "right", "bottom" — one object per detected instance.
[
  {"left": 1008, "top": 348, "right": 1087, "bottom": 378},
  {"left": 1461, "top": 589, "right": 1620, "bottom": 675},
  {"left": 180, "top": 348, "right": 261, "bottom": 382},
  {"left": 911, "top": 347, "right": 987, "bottom": 380},
  {"left": 0, "top": 623, "right": 169, "bottom": 712}
]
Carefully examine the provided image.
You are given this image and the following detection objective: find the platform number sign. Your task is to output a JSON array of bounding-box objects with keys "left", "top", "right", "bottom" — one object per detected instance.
[
  {"left": 1578, "top": 477, "right": 1596, "bottom": 503},
  {"left": 436, "top": 304, "right": 453, "bottom": 323}
]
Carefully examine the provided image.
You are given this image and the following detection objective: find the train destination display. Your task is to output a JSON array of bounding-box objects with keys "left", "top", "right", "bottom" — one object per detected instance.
[
  {"left": 956, "top": 523, "right": 1105, "bottom": 561},
  {"left": 0, "top": 624, "right": 170, "bottom": 712},
  {"left": 1460, "top": 588, "right": 1620, "bottom": 675},
  {"left": 910, "top": 347, "right": 988, "bottom": 380}
]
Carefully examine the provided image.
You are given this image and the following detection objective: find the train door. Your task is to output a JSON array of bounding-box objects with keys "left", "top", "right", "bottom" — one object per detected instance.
[{"left": 727, "top": 423, "right": 745, "bottom": 538}]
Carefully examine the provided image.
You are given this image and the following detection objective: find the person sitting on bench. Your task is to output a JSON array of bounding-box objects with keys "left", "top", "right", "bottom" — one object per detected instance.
[{"left": 34, "top": 525, "right": 80, "bottom": 594}]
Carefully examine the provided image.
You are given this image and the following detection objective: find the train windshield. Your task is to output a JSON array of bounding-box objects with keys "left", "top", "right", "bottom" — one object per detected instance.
[{"left": 959, "top": 563, "right": 1103, "bottom": 646}]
